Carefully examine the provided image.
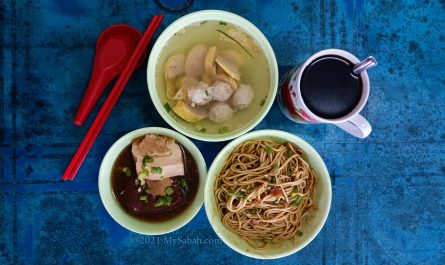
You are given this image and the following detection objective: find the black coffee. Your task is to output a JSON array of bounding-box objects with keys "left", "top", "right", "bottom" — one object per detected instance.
[{"left": 300, "top": 55, "right": 362, "bottom": 119}]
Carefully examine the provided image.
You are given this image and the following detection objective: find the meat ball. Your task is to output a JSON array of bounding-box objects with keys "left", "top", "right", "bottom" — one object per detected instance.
[
  {"left": 187, "top": 83, "right": 213, "bottom": 106},
  {"left": 208, "top": 102, "right": 233, "bottom": 123},
  {"left": 212, "top": 81, "right": 233, "bottom": 102},
  {"left": 230, "top": 84, "right": 254, "bottom": 110}
]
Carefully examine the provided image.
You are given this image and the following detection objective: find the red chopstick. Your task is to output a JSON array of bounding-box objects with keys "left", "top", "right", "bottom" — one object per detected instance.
[{"left": 62, "top": 15, "right": 164, "bottom": 181}]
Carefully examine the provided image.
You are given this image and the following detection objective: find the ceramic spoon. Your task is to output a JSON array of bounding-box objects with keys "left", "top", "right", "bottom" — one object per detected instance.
[{"left": 74, "top": 24, "right": 145, "bottom": 126}]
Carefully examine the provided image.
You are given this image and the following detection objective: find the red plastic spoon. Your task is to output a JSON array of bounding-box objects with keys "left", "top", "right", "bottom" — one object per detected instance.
[{"left": 74, "top": 24, "right": 145, "bottom": 126}]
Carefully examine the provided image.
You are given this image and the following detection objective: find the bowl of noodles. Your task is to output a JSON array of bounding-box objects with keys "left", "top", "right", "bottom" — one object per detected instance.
[{"left": 204, "top": 130, "right": 331, "bottom": 259}]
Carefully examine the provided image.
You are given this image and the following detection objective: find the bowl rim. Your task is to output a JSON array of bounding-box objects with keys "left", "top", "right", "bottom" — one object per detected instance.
[
  {"left": 147, "top": 10, "right": 279, "bottom": 142},
  {"left": 204, "top": 129, "right": 332, "bottom": 259},
  {"left": 98, "top": 127, "right": 207, "bottom": 235}
]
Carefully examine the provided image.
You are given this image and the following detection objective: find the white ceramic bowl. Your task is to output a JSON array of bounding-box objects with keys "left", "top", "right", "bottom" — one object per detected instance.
[
  {"left": 147, "top": 10, "right": 279, "bottom": 142},
  {"left": 98, "top": 127, "right": 207, "bottom": 235},
  {"left": 204, "top": 130, "right": 332, "bottom": 259}
]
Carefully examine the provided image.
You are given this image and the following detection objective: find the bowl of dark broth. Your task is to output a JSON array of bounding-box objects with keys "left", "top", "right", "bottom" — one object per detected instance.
[
  {"left": 99, "top": 128, "right": 207, "bottom": 235},
  {"left": 147, "top": 10, "right": 278, "bottom": 142}
]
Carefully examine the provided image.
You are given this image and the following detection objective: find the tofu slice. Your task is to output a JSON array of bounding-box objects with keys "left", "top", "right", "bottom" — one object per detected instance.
[{"left": 132, "top": 135, "right": 185, "bottom": 180}]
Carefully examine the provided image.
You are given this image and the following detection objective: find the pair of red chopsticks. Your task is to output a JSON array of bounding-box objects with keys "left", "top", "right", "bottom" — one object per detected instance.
[{"left": 62, "top": 15, "right": 164, "bottom": 181}]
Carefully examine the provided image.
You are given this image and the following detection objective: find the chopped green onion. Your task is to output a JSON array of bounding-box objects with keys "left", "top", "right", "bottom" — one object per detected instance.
[
  {"left": 273, "top": 164, "right": 280, "bottom": 172},
  {"left": 260, "top": 99, "right": 266, "bottom": 106},
  {"left": 216, "top": 29, "right": 254, "bottom": 59},
  {"left": 164, "top": 103, "right": 172, "bottom": 112},
  {"left": 200, "top": 20, "right": 208, "bottom": 25},
  {"left": 154, "top": 195, "right": 172, "bottom": 207},
  {"left": 154, "top": 197, "right": 165, "bottom": 207},
  {"left": 164, "top": 195, "right": 173, "bottom": 206},
  {"left": 286, "top": 150, "right": 294, "bottom": 158},
  {"left": 155, "top": 195, "right": 173, "bottom": 207},
  {"left": 219, "top": 21, "right": 227, "bottom": 25},
  {"left": 286, "top": 168, "right": 292, "bottom": 176},
  {"left": 165, "top": 186, "right": 174, "bottom": 196},
  {"left": 137, "top": 172, "right": 147, "bottom": 182},
  {"left": 151, "top": 166, "right": 163, "bottom": 174},
  {"left": 219, "top": 126, "right": 229, "bottom": 134},
  {"left": 139, "top": 195, "right": 148, "bottom": 203},
  {"left": 291, "top": 196, "right": 303, "bottom": 208},
  {"left": 143, "top": 155, "right": 154, "bottom": 165},
  {"left": 205, "top": 89, "right": 209, "bottom": 96},
  {"left": 122, "top": 167, "right": 131, "bottom": 176},
  {"left": 145, "top": 189, "right": 150, "bottom": 195},
  {"left": 179, "top": 178, "right": 189, "bottom": 191},
  {"left": 228, "top": 189, "right": 247, "bottom": 198},
  {"left": 297, "top": 231, "right": 303, "bottom": 237},
  {"left": 290, "top": 186, "right": 299, "bottom": 198},
  {"left": 228, "top": 189, "right": 237, "bottom": 196},
  {"left": 194, "top": 124, "right": 207, "bottom": 133},
  {"left": 271, "top": 176, "right": 277, "bottom": 184},
  {"left": 237, "top": 191, "right": 247, "bottom": 198},
  {"left": 265, "top": 146, "right": 273, "bottom": 154},
  {"left": 142, "top": 156, "right": 153, "bottom": 173}
]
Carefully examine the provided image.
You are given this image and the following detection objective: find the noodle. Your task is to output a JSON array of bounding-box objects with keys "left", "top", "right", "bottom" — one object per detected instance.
[{"left": 214, "top": 139, "right": 317, "bottom": 248}]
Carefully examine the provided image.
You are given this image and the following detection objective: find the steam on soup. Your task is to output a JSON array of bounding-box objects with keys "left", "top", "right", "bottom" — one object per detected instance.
[{"left": 156, "top": 21, "right": 270, "bottom": 134}]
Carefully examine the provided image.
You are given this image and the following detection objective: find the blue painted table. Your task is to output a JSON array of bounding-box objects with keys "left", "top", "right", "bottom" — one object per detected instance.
[{"left": 1, "top": 1, "right": 444, "bottom": 264}]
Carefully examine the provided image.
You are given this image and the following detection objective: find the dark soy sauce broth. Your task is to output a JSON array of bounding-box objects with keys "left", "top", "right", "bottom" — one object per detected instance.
[
  {"left": 111, "top": 138, "right": 199, "bottom": 222},
  {"left": 300, "top": 55, "right": 362, "bottom": 119}
]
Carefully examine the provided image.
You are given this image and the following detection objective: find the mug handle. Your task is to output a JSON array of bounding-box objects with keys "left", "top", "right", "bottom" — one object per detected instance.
[{"left": 335, "top": 114, "right": 372, "bottom": 138}]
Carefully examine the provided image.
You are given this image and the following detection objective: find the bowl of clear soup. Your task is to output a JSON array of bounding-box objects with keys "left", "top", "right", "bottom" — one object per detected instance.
[{"left": 147, "top": 10, "right": 279, "bottom": 141}]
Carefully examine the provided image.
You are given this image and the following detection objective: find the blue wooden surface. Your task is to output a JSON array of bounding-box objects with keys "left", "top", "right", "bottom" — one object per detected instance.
[{"left": 1, "top": 0, "right": 444, "bottom": 264}]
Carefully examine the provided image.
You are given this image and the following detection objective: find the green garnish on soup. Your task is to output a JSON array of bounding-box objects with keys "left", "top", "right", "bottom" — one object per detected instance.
[
  {"left": 165, "top": 186, "right": 174, "bottom": 196},
  {"left": 154, "top": 195, "right": 173, "bottom": 207},
  {"left": 219, "top": 126, "right": 229, "bottom": 134},
  {"left": 122, "top": 166, "right": 131, "bottom": 176},
  {"left": 151, "top": 166, "right": 163, "bottom": 174}
]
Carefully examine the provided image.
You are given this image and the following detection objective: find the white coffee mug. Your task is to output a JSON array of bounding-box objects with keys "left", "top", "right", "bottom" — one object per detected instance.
[{"left": 277, "top": 49, "right": 372, "bottom": 138}]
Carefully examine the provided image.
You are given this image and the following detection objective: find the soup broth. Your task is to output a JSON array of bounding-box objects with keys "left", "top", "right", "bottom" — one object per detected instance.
[{"left": 156, "top": 21, "right": 271, "bottom": 134}]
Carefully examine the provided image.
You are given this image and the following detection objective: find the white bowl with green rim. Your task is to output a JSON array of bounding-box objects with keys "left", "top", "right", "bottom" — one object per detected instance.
[
  {"left": 147, "top": 10, "right": 279, "bottom": 142},
  {"left": 204, "top": 130, "right": 332, "bottom": 259},
  {"left": 98, "top": 127, "right": 207, "bottom": 235}
]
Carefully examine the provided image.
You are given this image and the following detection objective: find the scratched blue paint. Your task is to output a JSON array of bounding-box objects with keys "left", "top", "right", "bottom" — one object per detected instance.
[{"left": 1, "top": 0, "right": 444, "bottom": 264}]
